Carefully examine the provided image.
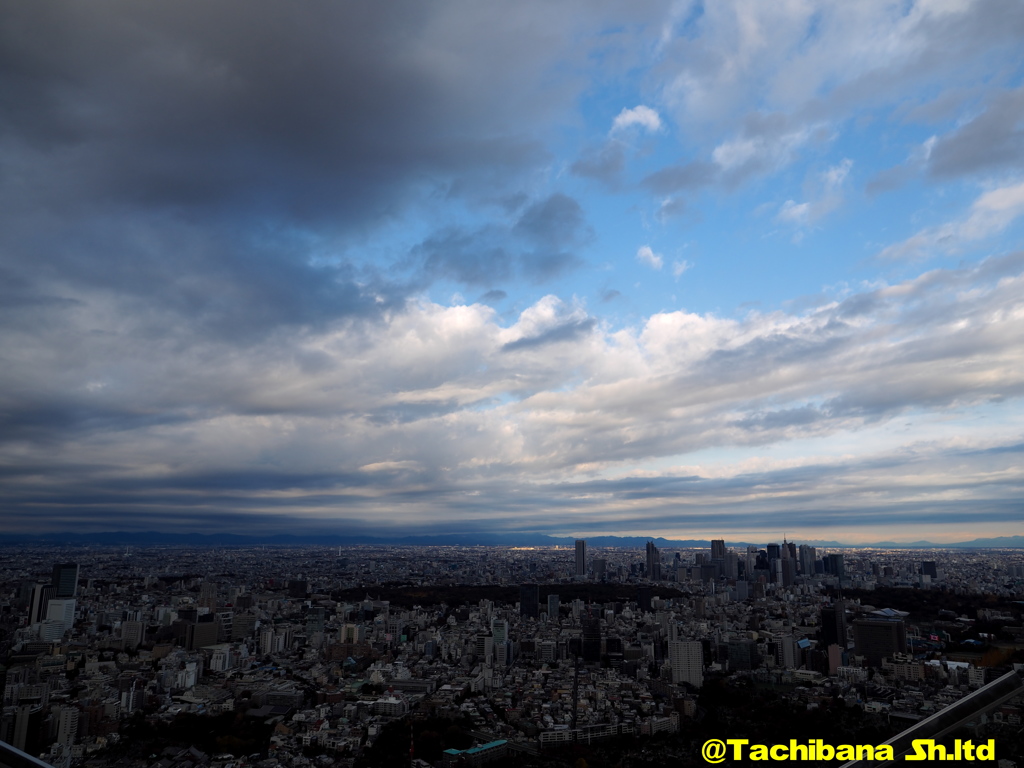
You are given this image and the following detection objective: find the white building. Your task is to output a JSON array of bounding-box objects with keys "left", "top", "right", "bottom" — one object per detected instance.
[{"left": 669, "top": 640, "right": 703, "bottom": 688}]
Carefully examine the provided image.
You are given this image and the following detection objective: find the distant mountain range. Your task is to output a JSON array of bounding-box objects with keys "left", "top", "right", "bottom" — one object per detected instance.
[{"left": 1, "top": 530, "right": 1023, "bottom": 549}]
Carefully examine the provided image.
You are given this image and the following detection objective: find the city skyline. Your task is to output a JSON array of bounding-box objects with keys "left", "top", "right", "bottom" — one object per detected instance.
[
  {"left": 4, "top": 540, "right": 1021, "bottom": 764},
  {"left": 2, "top": 2, "right": 1024, "bottom": 543}
]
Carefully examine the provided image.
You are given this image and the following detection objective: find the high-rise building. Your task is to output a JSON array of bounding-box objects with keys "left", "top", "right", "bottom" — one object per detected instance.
[
  {"left": 187, "top": 617, "right": 220, "bottom": 651},
  {"left": 12, "top": 703, "right": 43, "bottom": 754},
  {"left": 853, "top": 617, "right": 907, "bottom": 667},
  {"left": 710, "top": 539, "right": 726, "bottom": 560},
  {"left": 547, "top": 594, "right": 560, "bottom": 619},
  {"left": 781, "top": 559, "right": 796, "bottom": 587},
  {"left": 798, "top": 545, "right": 816, "bottom": 575},
  {"left": 575, "top": 540, "right": 587, "bottom": 577},
  {"left": 820, "top": 601, "right": 848, "bottom": 648},
  {"left": 723, "top": 551, "right": 739, "bottom": 580},
  {"left": 305, "top": 606, "right": 326, "bottom": 634},
  {"left": 122, "top": 620, "right": 145, "bottom": 649},
  {"left": 56, "top": 706, "right": 78, "bottom": 748},
  {"left": 725, "top": 639, "right": 760, "bottom": 671},
  {"left": 199, "top": 581, "right": 218, "bottom": 610},
  {"left": 825, "top": 553, "right": 846, "bottom": 581},
  {"left": 669, "top": 640, "right": 704, "bottom": 688},
  {"left": 766, "top": 543, "right": 781, "bottom": 561},
  {"left": 772, "top": 635, "right": 798, "bottom": 669},
  {"left": 519, "top": 584, "right": 539, "bottom": 619},
  {"left": 232, "top": 612, "right": 258, "bottom": 640},
  {"left": 646, "top": 541, "right": 661, "bottom": 581},
  {"left": 45, "top": 598, "right": 76, "bottom": 634},
  {"left": 582, "top": 616, "right": 602, "bottom": 663},
  {"left": 51, "top": 563, "right": 79, "bottom": 598},
  {"left": 29, "top": 583, "right": 55, "bottom": 624},
  {"left": 491, "top": 618, "right": 509, "bottom": 643},
  {"left": 636, "top": 585, "right": 653, "bottom": 613}
]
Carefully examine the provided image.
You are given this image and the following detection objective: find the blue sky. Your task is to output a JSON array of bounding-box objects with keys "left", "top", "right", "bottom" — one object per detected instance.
[{"left": 2, "top": 0, "right": 1024, "bottom": 543}]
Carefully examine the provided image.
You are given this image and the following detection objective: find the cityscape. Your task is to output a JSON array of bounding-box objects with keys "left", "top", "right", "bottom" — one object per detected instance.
[{"left": 2, "top": 539, "right": 1024, "bottom": 767}]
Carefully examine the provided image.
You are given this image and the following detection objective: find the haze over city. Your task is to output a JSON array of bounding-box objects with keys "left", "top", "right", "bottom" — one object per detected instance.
[{"left": 2, "top": 1, "right": 1024, "bottom": 544}]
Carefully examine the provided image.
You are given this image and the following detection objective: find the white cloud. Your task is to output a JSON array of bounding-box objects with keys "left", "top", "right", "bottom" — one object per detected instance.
[
  {"left": 656, "top": 0, "right": 1017, "bottom": 191},
  {"left": 710, "top": 123, "right": 820, "bottom": 179},
  {"left": 822, "top": 158, "right": 852, "bottom": 188},
  {"left": 777, "top": 200, "right": 810, "bottom": 225},
  {"left": 776, "top": 158, "right": 853, "bottom": 228},
  {"left": 879, "top": 180, "right": 1024, "bottom": 260},
  {"left": 610, "top": 105, "right": 663, "bottom": 134},
  {"left": 672, "top": 259, "right": 692, "bottom": 278},
  {"left": 636, "top": 245, "right": 664, "bottom": 269},
  {"left": 661, "top": 0, "right": 1000, "bottom": 130}
]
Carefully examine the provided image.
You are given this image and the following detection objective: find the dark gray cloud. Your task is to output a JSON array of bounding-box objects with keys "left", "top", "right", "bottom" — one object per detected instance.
[
  {"left": 570, "top": 141, "right": 627, "bottom": 186},
  {"left": 0, "top": 0, "right": 647, "bottom": 348},
  {"left": 641, "top": 161, "right": 718, "bottom": 195},
  {"left": 0, "top": 1, "right": 563, "bottom": 226},
  {"left": 412, "top": 193, "right": 591, "bottom": 286},
  {"left": 513, "top": 194, "right": 592, "bottom": 251},
  {"left": 928, "top": 87, "right": 1024, "bottom": 178},
  {"left": 414, "top": 226, "right": 515, "bottom": 286},
  {"left": 502, "top": 318, "right": 598, "bottom": 351},
  {"left": 865, "top": 163, "right": 917, "bottom": 196}
]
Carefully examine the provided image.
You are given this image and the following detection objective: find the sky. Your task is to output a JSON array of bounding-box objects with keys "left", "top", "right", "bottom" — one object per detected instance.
[{"left": 2, "top": 0, "right": 1024, "bottom": 544}]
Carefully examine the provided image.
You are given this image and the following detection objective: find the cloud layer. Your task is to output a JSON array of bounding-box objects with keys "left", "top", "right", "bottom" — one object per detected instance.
[
  {"left": 1, "top": 0, "right": 1023, "bottom": 542},
  {"left": 3, "top": 250, "right": 1023, "bottom": 539}
]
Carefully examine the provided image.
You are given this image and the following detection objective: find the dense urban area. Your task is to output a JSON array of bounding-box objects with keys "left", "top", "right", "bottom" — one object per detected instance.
[{"left": 2, "top": 540, "right": 1024, "bottom": 767}]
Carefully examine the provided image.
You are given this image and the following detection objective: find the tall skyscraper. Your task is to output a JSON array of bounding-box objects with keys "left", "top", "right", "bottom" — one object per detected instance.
[
  {"left": 547, "top": 594, "right": 560, "bottom": 620},
  {"left": 724, "top": 551, "right": 739, "bottom": 580},
  {"left": 821, "top": 601, "right": 848, "bottom": 649},
  {"left": 646, "top": 541, "right": 661, "bottom": 581},
  {"left": 710, "top": 539, "right": 726, "bottom": 560},
  {"left": 29, "top": 583, "right": 56, "bottom": 624},
  {"left": 636, "top": 585, "right": 653, "bottom": 613},
  {"left": 798, "top": 545, "right": 816, "bottom": 575},
  {"left": 575, "top": 540, "right": 587, "bottom": 577},
  {"left": 519, "top": 583, "right": 539, "bottom": 618},
  {"left": 781, "top": 559, "right": 796, "bottom": 587},
  {"left": 826, "top": 553, "right": 846, "bottom": 581},
  {"left": 51, "top": 563, "right": 79, "bottom": 598}
]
